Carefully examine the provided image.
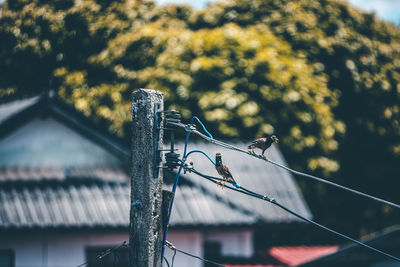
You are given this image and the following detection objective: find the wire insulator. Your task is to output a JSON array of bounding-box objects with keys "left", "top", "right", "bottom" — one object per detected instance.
[
  {"left": 165, "top": 111, "right": 181, "bottom": 128},
  {"left": 165, "top": 152, "right": 181, "bottom": 170}
]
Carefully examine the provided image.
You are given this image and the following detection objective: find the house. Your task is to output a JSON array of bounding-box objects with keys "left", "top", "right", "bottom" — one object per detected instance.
[
  {"left": 298, "top": 225, "right": 400, "bottom": 267},
  {"left": 0, "top": 93, "right": 313, "bottom": 267}
]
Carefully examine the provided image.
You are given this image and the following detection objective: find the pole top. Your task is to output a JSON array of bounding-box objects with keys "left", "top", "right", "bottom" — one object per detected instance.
[{"left": 133, "top": 88, "right": 163, "bottom": 97}]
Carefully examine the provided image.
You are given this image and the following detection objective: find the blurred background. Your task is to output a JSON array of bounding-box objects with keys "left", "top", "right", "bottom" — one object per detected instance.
[{"left": 0, "top": 0, "right": 400, "bottom": 266}]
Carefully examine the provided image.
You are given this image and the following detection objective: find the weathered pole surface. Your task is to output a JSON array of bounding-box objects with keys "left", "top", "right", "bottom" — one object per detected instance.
[{"left": 130, "top": 89, "right": 163, "bottom": 267}]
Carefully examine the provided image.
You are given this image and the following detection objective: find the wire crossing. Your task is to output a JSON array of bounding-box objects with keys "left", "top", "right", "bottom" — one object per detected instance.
[
  {"left": 168, "top": 121, "right": 400, "bottom": 210},
  {"left": 183, "top": 164, "right": 400, "bottom": 263}
]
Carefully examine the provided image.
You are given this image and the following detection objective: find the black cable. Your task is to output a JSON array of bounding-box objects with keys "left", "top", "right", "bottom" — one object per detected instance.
[
  {"left": 166, "top": 240, "right": 225, "bottom": 267},
  {"left": 169, "top": 121, "right": 400, "bottom": 210},
  {"left": 113, "top": 251, "right": 118, "bottom": 267},
  {"left": 174, "top": 247, "right": 225, "bottom": 266},
  {"left": 171, "top": 249, "right": 176, "bottom": 267},
  {"left": 164, "top": 256, "right": 171, "bottom": 267},
  {"left": 76, "top": 241, "right": 127, "bottom": 267},
  {"left": 185, "top": 165, "right": 400, "bottom": 263}
]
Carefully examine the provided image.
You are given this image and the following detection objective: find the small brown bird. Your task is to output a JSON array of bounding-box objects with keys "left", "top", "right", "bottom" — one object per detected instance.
[
  {"left": 215, "top": 153, "right": 236, "bottom": 188},
  {"left": 248, "top": 135, "right": 279, "bottom": 159}
]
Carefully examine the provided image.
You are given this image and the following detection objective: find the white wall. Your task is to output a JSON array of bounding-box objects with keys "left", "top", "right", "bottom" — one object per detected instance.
[
  {"left": 204, "top": 230, "right": 253, "bottom": 258},
  {"left": 164, "top": 231, "right": 203, "bottom": 267},
  {"left": 0, "top": 231, "right": 128, "bottom": 267},
  {"left": 163, "top": 229, "right": 253, "bottom": 267},
  {"left": 0, "top": 229, "right": 252, "bottom": 267}
]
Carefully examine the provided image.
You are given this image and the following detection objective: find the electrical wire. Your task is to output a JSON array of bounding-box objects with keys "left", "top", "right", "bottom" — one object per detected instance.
[
  {"left": 171, "top": 249, "right": 176, "bottom": 267},
  {"left": 76, "top": 240, "right": 222, "bottom": 267},
  {"left": 160, "top": 132, "right": 189, "bottom": 266},
  {"left": 113, "top": 251, "right": 120, "bottom": 267},
  {"left": 183, "top": 164, "right": 400, "bottom": 263},
  {"left": 185, "top": 150, "right": 216, "bottom": 166},
  {"left": 164, "top": 256, "right": 171, "bottom": 267},
  {"left": 161, "top": 117, "right": 214, "bottom": 266},
  {"left": 76, "top": 241, "right": 127, "bottom": 267},
  {"left": 164, "top": 118, "right": 400, "bottom": 263},
  {"left": 168, "top": 121, "right": 400, "bottom": 210},
  {"left": 191, "top": 116, "right": 214, "bottom": 139},
  {"left": 166, "top": 240, "right": 225, "bottom": 267}
]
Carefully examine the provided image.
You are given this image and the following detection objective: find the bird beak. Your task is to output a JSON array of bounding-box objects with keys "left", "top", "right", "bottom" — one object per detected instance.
[{"left": 272, "top": 137, "right": 279, "bottom": 143}]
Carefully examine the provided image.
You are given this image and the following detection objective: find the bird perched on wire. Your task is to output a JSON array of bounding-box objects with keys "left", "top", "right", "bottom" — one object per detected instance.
[
  {"left": 215, "top": 153, "right": 236, "bottom": 188},
  {"left": 248, "top": 135, "right": 279, "bottom": 159}
]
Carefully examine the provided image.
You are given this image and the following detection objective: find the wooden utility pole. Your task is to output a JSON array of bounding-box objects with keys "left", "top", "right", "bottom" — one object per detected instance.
[{"left": 130, "top": 89, "right": 164, "bottom": 267}]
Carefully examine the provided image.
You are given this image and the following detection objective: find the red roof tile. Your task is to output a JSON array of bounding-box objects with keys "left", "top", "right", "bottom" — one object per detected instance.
[
  {"left": 225, "top": 265, "right": 283, "bottom": 267},
  {"left": 269, "top": 246, "right": 339, "bottom": 266}
]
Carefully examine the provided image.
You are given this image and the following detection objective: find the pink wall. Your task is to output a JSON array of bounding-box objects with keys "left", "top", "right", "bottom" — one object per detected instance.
[{"left": 0, "top": 229, "right": 252, "bottom": 267}]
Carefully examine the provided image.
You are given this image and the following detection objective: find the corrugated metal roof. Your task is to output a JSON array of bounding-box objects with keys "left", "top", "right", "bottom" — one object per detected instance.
[
  {"left": 170, "top": 179, "right": 258, "bottom": 226},
  {"left": 0, "top": 144, "right": 311, "bottom": 227},
  {"left": 0, "top": 167, "right": 128, "bottom": 183},
  {"left": 0, "top": 182, "right": 129, "bottom": 228},
  {"left": 0, "top": 179, "right": 258, "bottom": 229}
]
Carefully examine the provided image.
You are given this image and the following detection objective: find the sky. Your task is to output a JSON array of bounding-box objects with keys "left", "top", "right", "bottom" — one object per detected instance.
[
  {"left": 348, "top": 0, "right": 400, "bottom": 24},
  {"left": 0, "top": 0, "right": 398, "bottom": 24},
  {"left": 155, "top": 0, "right": 400, "bottom": 25}
]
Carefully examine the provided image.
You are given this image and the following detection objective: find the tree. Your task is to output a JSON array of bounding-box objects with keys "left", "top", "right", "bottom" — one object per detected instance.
[
  {"left": 86, "top": 10, "right": 342, "bottom": 175},
  {"left": 0, "top": 0, "right": 157, "bottom": 135},
  {"left": 191, "top": 0, "right": 400, "bottom": 236}
]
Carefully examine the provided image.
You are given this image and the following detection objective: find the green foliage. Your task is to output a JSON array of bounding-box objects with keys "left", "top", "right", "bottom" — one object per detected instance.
[
  {"left": 69, "top": 8, "right": 343, "bottom": 176},
  {"left": 192, "top": 0, "right": 400, "bottom": 235},
  {"left": 0, "top": 0, "right": 157, "bottom": 133}
]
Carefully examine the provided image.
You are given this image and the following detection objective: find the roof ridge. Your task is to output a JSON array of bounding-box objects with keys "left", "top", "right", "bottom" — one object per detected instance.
[{"left": 0, "top": 167, "right": 129, "bottom": 184}]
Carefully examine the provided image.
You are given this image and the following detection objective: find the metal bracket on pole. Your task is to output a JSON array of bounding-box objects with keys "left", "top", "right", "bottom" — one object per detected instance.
[
  {"left": 153, "top": 103, "right": 163, "bottom": 178},
  {"left": 164, "top": 110, "right": 182, "bottom": 170}
]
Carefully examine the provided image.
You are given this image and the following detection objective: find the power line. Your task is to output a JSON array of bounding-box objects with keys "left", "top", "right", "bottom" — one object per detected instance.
[
  {"left": 161, "top": 117, "right": 215, "bottom": 267},
  {"left": 183, "top": 164, "right": 400, "bottom": 263},
  {"left": 164, "top": 256, "right": 171, "bottom": 267},
  {"left": 164, "top": 117, "right": 400, "bottom": 264},
  {"left": 171, "top": 249, "right": 176, "bottom": 267},
  {"left": 76, "top": 241, "right": 127, "bottom": 267},
  {"left": 168, "top": 120, "right": 400, "bottom": 210},
  {"left": 185, "top": 149, "right": 216, "bottom": 165},
  {"left": 166, "top": 240, "right": 225, "bottom": 267},
  {"left": 75, "top": 240, "right": 223, "bottom": 267}
]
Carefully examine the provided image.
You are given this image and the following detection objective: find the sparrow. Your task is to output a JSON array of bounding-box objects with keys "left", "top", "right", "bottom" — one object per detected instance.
[
  {"left": 215, "top": 153, "right": 236, "bottom": 188},
  {"left": 248, "top": 135, "right": 279, "bottom": 159}
]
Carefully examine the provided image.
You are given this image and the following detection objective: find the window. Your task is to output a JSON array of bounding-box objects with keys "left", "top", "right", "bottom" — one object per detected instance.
[
  {"left": 85, "top": 246, "right": 128, "bottom": 267},
  {"left": 0, "top": 250, "right": 14, "bottom": 267},
  {"left": 203, "top": 241, "right": 222, "bottom": 267}
]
